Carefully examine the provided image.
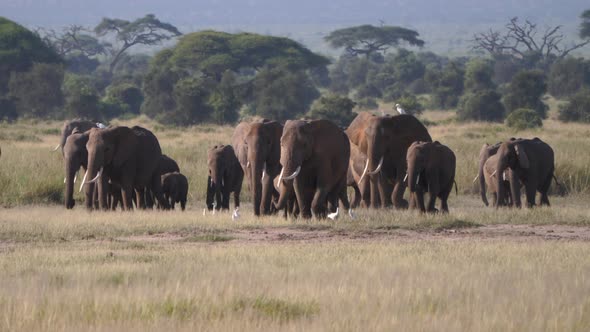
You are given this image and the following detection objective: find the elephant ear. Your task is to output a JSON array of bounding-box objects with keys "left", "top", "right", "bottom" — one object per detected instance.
[
  {"left": 515, "top": 143, "right": 530, "bottom": 169},
  {"left": 112, "top": 127, "right": 138, "bottom": 168}
]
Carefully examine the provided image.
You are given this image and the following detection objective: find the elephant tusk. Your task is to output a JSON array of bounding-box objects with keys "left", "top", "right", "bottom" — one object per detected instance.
[
  {"left": 282, "top": 166, "right": 301, "bottom": 180},
  {"left": 232, "top": 207, "right": 240, "bottom": 221},
  {"left": 491, "top": 170, "right": 497, "bottom": 178},
  {"left": 203, "top": 208, "right": 207, "bottom": 216},
  {"left": 367, "top": 157, "right": 383, "bottom": 175},
  {"left": 416, "top": 174, "right": 420, "bottom": 185},
  {"left": 348, "top": 209, "right": 355, "bottom": 219},
  {"left": 261, "top": 162, "right": 267, "bottom": 180},
  {"left": 79, "top": 170, "right": 88, "bottom": 192},
  {"left": 86, "top": 167, "right": 103, "bottom": 184},
  {"left": 472, "top": 175, "right": 479, "bottom": 183},
  {"left": 64, "top": 177, "right": 67, "bottom": 184},
  {"left": 403, "top": 173, "right": 408, "bottom": 183},
  {"left": 246, "top": 161, "right": 250, "bottom": 168},
  {"left": 74, "top": 172, "right": 78, "bottom": 184},
  {"left": 358, "top": 159, "right": 370, "bottom": 183},
  {"left": 52, "top": 144, "right": 61, "bottom": 151},
  {"left": 212, "top": 202, "right": 216, "bottom": 214},
  {"left": 276, "top": 168, "right": 284, "bottom": 189},
  {"left": 327, "top": 207, "right": 339, "bottom": 220},
  {"left": 503, "top": 171, "right": 507, "bottom": 181}
]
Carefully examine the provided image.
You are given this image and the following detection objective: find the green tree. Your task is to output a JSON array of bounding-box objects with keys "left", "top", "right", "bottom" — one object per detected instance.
[
  {"left": 0, "top": 17, "right": 61, "bottom": 95},
  {"left": 504, "top": 70, "right": 548, "bottom": 118},
  {"left": 63, "top": 74, "right": 102, "bottom": 120},
  {"left": 395, "top": 94, "right": 425, "bottom": 116},
  {"left": 104, "top": 82, "right": 144, "bottom": 114},
  {"left": 581, "top": 9, "right": 590, "bottom": 39},
  {"left": 95, "top": 14, "right": 181, "bottom": 74},
  {"left": 548, "top": 57, "right": 589, "bottom": 97},
  {"left": 209, "top": 71, "right": 240, "bottom": 124},
  {"left": 307, "top": 94, "right": 356, "bottom": 127},
  {"left": 8, "top": 63, "right": 64, "bottom": 118},
  {"left": 426, "top": 62, "right": 465, "bottom": 109},
  {"left": 558, "top": 88, "right": 590, "bottom": 123},
  {"left": 464, "top": 58, "right": 495, "bottom": 92},
  {"left": 325, "top": 25, "right": 424, "bottom": 58},
  {"left": 457, "top": 90, "right": 505, "bottom": 122},
  {"left": 505, "top": 108, "right": 542, "bottom": 129}
]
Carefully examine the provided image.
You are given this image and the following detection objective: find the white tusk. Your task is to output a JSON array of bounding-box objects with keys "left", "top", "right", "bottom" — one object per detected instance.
[
  {"left": 74, "top": 172, "right": 78, "bottom": 184},
  {"left": 79, "top": 170, "right": 88, "bottom": 192},
  {"left": 203, "top": 208, "right": 207, "bottom": 216},
  {"left": 503, "top": 171, "right": 507, "bottom": 181},
  {"left": 403, "top": 173, "right": 408, "bottom": 182},
  {"left": 86, "top": 167, "right": 103, "bottom": 184},
  {"left": 212, "top": 202, "right": 216, "bottom": 215},
  {"left": 246, "top": 161, "right": 250, "bottom": 168},
  {"left": 358, "top": 159, "right": 369, "bottom": 183},
  {"left": 261, "top": 162, "right": 267, "bottom": 180},
  {"left": 232, "top": 207, "right": 240, "bottom": 221},
  {"left": 367, "top": 157, "right": 383, "bottom": 175},
  {"left": 276, "top": 168, "right": 284, "bottom": 189},
  {"left": 282, "top": 166, "right": 301, "bottom": 180},
  {"left": 473, "top": 175, "right": 479, "bottom": 183},
  {"left": 52, "top": 144, "right": 61, "bottom": 151},
  {"left": 416, "top": 174, "right": 420, "bottom": 185},
  {"left": 328, "top": 207, "right": 339, "bottom": 220},
  {"left": 491, "top": 170, "right": 497, "bottom": 178},
  {"left": 64, "top": 177, "right": 67, "bottom": 184}
]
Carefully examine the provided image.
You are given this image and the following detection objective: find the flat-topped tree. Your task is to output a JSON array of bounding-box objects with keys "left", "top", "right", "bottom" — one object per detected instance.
[
  {"left": 325, "top": 25, "right": 425, "bottom": 58},
  {"left": 94, "top": 14, "right": 181, "bottom": 74}
]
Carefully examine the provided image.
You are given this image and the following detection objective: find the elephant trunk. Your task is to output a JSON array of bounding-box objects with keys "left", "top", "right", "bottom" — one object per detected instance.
[
  {"left": 214, "top": 172, "right": 223, "bottom": 210},
  {"left": 509, "top": 170, "right": 521, "bottom": 208},
  {"left": 479, "top": 165, "right": 489, "bottom": 207},
  {"left": 274, "top": 176, "right": 292, "bottom": 211},
  {"left": 85, "top": 152, "right": 108, "bottom": 210},
  {"left": 250, "top": 159, "right": 264, "bottom": 216},
  {"left": 495, "top": 159, "right": 508, "bottom": 208},
  {"left": 206, "top": 176, "right": 214, "bottom": 210},
  {"left": 64, "top": 158, "right": 77, "bottom": 209}
]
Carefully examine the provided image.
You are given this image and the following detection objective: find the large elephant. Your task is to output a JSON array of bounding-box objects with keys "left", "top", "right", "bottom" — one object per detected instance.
[
  {"left": 55, "top": 119, "right": 100, "bottom": 154},
  {"left": 406, "top": 141, "right": 456, "bottom": 213},
  {"left": 476, "top": 142, "right": 515, "bottom": 207},
  {"left": 206, "top": 145, "right": 243, "bottom": 212},
  {"left": 495, "top": 138, "right": 555, "bottom": 208},
  {"left": 346, "top": 112, "right": 432, "bottom": 209},
  {"left": 80, "top": 126, "right": 169, "bottom": 210},
  {"left": 275, "top": 119, "right": 351, "bottom": 219},
  {"left": 161, "top": 172, "right": 188, "bottom": 211},
  {"left": 141, "top": 154, "right": 181, "bottom": 208},
  {"left": 62, "top": 129, "right": 95, "bottom": 209},
  {"left": 231, "top": 119, "right": 281, "bottom": 216}
]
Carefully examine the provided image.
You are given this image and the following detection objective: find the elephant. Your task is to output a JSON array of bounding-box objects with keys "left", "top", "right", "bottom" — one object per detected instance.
[
  {"left": 406, "top": 141, "right": 456, "bottom": 213},
  {"left": 80, "top": 126, "right": 169, "bottom": 211},
  {"left": 141, "top": 154, "right": 181, "bottom": 208},
  {"left": 347, "top": 141, "right": 369, "bottom": 208},
  {"left": 161, "top": 172, "right": 188, "bottom": 211},
  {"left": 232, "top": 119, "right": 281, "bottom": 216},
  {"left": 476, "top": 142, "right": 514, "bottom": 207},
  {"left": 346, "top": 112, "right": 432, "bottom": 209},
  {"left": 62, "top": 129, "right": 95, "bottom": 209},
  {"left": 54, "top": 119, "right": 100, "bottom": 154},
  {"left": 274, "top": 119, "right": 351, "bottom": 219},
  {"left": 206, "top": 145, "right": 243, "bottom": 212},
  {"left": 495, "top": 137, "right": 555, "bottom": 208}
]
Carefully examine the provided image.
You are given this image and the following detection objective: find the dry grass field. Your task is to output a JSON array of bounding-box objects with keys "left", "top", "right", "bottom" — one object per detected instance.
[{"left": 1, "top": 108, "right": 590, "bottom": 331}]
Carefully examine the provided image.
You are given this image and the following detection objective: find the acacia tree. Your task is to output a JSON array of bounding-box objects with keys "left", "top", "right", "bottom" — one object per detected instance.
[
  {"left": 325, "top": 25, "right": 424, "bottom": 58},
  {"left": 94, "top": 14, "right": 181, "bottom": 74},
  {"left": 473, "top": 17, "right": 590, "bottom": 69},
  {"left": 581, "top": 9, "right": 590, "bottom": 39},
  {"left": 38, "top": 25, "right": 107, "bottom": 58}
]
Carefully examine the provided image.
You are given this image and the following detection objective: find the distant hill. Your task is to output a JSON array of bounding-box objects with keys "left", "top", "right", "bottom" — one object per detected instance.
[{"left": 2, "top": 0, "right": 589, "bottom": 56}]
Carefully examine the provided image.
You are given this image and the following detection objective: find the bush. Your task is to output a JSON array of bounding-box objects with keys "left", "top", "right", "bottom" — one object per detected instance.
[
  {"left": 104, "top": 82, "right": 144, "bottom": 114},
  {"left": 503, "top": 70, "right": 548, "bottom": 119},
  {"left": 395, "top": 94, "right": 424, "bottom": 116},
  {"left": 307, "top": 94, "right": 356, "bottom": 127},
  {"left": 355, "top": 97, "right": 378, "bottom": 110},
  {"left": 505, "top": 108, "right": 543, "bottom": 130},
  {"left": 547, "top": 57, "right": 590, "bottom": 98},
  {"left": 7, "top": 63, "right": 64, "bottom": 119},
  {"left": 457, "top": 89, "right": 505, "bottom": 122},
  {"left": 558, "top": 88, "right": 590, "bottom": 123}
]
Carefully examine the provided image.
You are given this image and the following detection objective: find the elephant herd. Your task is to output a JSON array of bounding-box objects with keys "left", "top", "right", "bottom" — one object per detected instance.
[
  {"left": 56, "top": 112, "right": 557, "bottom": 218},
  {"left": 56, "top": 120, "right": 188, "bottom": 211}
]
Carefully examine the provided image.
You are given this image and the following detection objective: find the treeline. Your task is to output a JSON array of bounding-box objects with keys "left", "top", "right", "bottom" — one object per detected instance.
[{"left": 1, "top": 12, "right": 590, "bottom": 127}]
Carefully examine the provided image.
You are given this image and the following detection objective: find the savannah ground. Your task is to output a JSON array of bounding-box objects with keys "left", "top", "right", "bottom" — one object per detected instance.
[{"left": 1, "top": 106, "right": 590, "bottom": 331}]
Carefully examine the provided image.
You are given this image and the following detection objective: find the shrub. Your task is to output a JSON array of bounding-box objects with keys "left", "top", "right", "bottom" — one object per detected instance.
[
  {"left": 558, "top": 88, "right": 590, "bottom": 123},
  {"left": 505, "top": 108, "right": 543, "bottom": 130},
  {"left": 355, "top": 97, "right": 378, "bottom": 110},
  {"left": 104, "top": 82, "right": 144, "bottom": 114},
  {"left": 307, "top": 94, "right": 356, "bottom": 127},
  {"left": 457, "top": 89, "right": 505, "bottom": 122},
  {"left": 503, "top": 70, "right": 548, "bottom": 119},
  {"left": 395, "top": 94, "right": 424, "bottom": 116}
]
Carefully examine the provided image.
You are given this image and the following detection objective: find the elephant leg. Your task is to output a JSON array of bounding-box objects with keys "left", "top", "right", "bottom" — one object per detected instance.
[
  {"left": 492, "top": 192, "right": 498, "bottom": 207},
  {"left": 539, "top": 175, "right": 552, "bottom": 206},
  {"left": 524, "top": 184, "right": 537, "bottom": 208},
  {"left": 377, "top": 174, "right": 393, "bottom": 208},
  {"left": 311, "top": 187, "right": 329, "bottom": 219},
  {"left": 121, "top": 186, "right": 134, "bottom": 211},
  {"left": 369, "top": 176, "right": 380, "bottom": 209},
  {"left": 150, "top": 174, "right": 170, "bottom": 210},
  {"left": 415, "top": 190, "right": 426, "bottom": 213},
  {"left": 392, "top": 169, "right": 409, "bottom": 209},
  {"left": 293, "top": 178, "right": 312, "bottom": 219},
  {"left": 351, "top": 184, "right": 361, "bottom": 209},
  {"left": 135, "top": 187, "right": 146, "bottom": 209},
  {"left": 427, "top": 192, "right": 437, "bottom": 213},
  {"left": 234, "top": 189, "right": 241, "bottom": 210}
]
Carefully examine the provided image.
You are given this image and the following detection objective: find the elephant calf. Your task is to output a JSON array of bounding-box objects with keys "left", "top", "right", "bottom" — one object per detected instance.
[
  {"left": 206, "top": 145, "right": 244, "bottom": 212},
  {"left": 406, "top": 141, "right": 456, "bottom": 213},
  {"left": 161, "top": 172, "right": 189, "bottom": 211},
  {"left": 483, "top": 154, "right": 514, "bottom": 207}
]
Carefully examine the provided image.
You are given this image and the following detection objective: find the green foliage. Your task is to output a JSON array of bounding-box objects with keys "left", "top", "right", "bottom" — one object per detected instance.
[
  {"left": 425, "top": 62, "right": 464, "bottom": 109},
  {"left": 505, "top": 108, "right": 543, "bottom": 129},
  {"left": 325, "top": 25, "right": 424, "bottom": 58},
  {"left": 8, "top": 63, "right": 64, "bottom": 119},
  {"left": 457, "top": 89, "right": 505, "bottom": 122},
  {"left": 503, "top": 70, "right": 548, "bottom": 119},
  {"left": 209, "top": 71, "right": 240, "bottom": 124},
  {"left": 355, "top": 97, "right": 378, "bottom": 110},
  {"left": 558, "top": 88, "right": 590, "bottom": 123},
  {"left": 464, "top": 58, "right": 495, "bottom": 92},
  {"left": 0, "top": 97, "right": 17, "bottom": 121},
  {"left": 104, "top": 82, "right": 143, "bottom": 114},
  {"left": 63, "top": 74, "right": 102, "bottom": 120},
  {"left": 307, "top": 94, "right": 356, "bottom": 127},
  {"left": 395, "top": 94, "right": 424, "bottom": 116},
  {"left": 548, "top": 57, "right": 590, "bottom": 98},
  {"left": 0, "top": 17, "right": 61, "bottom": 95},
  {"left": 581, "top": 9, "right": 590, "bottom": 39},
  {"left": 251, "top": 66, "right": 320, "bottom": 121}
]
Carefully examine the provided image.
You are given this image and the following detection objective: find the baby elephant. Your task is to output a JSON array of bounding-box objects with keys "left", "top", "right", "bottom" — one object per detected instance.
[
  {"left": 206, "top": 145, "right": 244, "bottom": 212},
  {"left": 406, "top": 141, "right": 456, "bottom": 213},
  {"left": 161, "top": 172, "right": 189, "bottom": 211}
]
